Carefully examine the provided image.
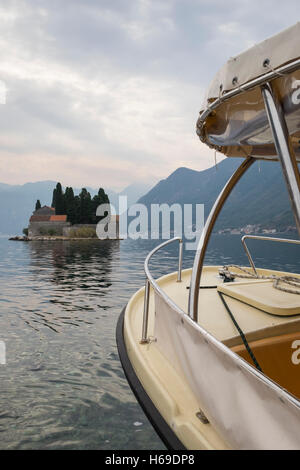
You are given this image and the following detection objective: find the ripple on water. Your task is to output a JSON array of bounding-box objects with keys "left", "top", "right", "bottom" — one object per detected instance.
[{"left": 0, "top": 235, "right": 299, "bottom": 449}]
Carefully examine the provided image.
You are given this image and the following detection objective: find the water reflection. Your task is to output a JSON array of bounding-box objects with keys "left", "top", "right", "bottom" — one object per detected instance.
[
  {"left": 29, "top": 239, "right": 119, "bottom": 285},
  {"left": 23, "top": 240, "right": 120, "bottom": 333},
  {"left": 0, "top": 234, "right": 299, "bottom": 450},
  {"left": 0, "top": 238, "right": 165, "bottom": 450}
]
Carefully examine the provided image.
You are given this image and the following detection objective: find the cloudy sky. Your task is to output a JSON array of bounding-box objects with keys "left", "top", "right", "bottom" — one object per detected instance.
[{"left": 0, "top": 0, "right": 299, "bottom": 190}]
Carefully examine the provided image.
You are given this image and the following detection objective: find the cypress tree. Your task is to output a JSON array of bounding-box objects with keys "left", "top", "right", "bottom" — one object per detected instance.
[
  {"left": 92, "top": 188, "right": 110, "bottom": 223},
  {"left": 78, "top": 188, "right": 93, "bottom": 224},
  {"left": 74, "top": 195, "right": 80, "bottom": 224},
  {"left": 35, "top": 199, "right": 41, "bottom": 211},
  {"left": 98, "top": 188, "right": 106, "bottom": 204},
  {"left": 50, "top": 183, "right": 109, "bottom": 223},
  {"left": 54, "top": 182, "right": 66, "bottom": 215},
  {"left": 64, "top": 187, "right": 76, "bottom": 224}
]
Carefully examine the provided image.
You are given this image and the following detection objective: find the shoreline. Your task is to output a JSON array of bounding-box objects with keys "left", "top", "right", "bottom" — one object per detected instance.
[{"left": 9, "top": 236, "right": 122, "bottom": 241}]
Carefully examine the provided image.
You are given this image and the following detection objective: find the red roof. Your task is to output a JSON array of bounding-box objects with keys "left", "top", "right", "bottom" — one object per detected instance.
[
  {"left": 30, "top": 214, "right": 67, "bottom": 223},
  {"left": 49, "top": 215, "right": 67, "bottom": 222}
]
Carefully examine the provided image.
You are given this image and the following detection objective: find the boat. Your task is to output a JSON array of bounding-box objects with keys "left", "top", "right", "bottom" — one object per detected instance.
[{"left": 116, "top": 23, "right": 300, "bottom": 450}]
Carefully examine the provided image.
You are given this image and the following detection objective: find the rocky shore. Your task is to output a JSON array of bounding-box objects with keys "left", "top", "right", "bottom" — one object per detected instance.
[
  {"left": 9, "top": 236, "right": 30, "bottom": 241},
  {"left": 9, "top": 235, "right": 121, "bottom": 241}
]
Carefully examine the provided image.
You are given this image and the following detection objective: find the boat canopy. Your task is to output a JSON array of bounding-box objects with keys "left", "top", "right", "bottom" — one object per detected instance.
[{"left": 197, "top": 23, "right": 300, "bottom": 161}]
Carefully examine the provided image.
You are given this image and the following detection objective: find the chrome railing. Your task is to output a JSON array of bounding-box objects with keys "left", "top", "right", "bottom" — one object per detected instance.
[
  {"left": 188, "top": 157, "right": 255, "bottom": 321},
  {"left": 141, "top": 237, "right": 183, "bottom": 344},
  {"left": 242, "top": 234, "right": 300, "bottom": 276},
  {"left": 261, "top": 83, "right": 300, "bottom": 234},
  {"left": 190, "top": 80, "right": 300, "bottom": 322}
]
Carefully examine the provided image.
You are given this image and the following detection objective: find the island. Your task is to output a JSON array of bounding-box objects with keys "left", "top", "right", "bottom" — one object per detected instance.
[{"left": 10, "top": 183, "right": 120, "bottom": 241}]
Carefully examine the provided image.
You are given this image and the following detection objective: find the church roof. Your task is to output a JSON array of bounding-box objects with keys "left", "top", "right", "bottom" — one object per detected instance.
[{"left": 50, "top": 215, "right": 67, "bottom": 222}]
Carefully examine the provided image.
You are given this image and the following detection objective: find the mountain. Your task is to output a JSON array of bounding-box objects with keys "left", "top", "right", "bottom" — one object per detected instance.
[
  {"left": 0, "top": 181, "right": 151, "bottom": 235},
  {"left": 107, "top": 182, "right": 152, "bottom": 213},
  {"left": 0, "top": 181, "right": 57, "bottom": 236},
  {"left": 119, "top": 182, "right": 153, "bottom": 209},
  {"left": 138, "top": 158, "right": 296, "bottom": 232},
  {"left": 2, "top": 160, "right": 295, "bottom": 236}
]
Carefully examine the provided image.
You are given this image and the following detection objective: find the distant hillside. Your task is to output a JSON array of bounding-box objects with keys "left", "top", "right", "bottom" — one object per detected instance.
[
  {"left": 107, "top": 182, "right": 152, "bottom": 212},
  {"left": 0, "top": 181, "right": 57, "bottom": 236},
  {"left": 138, "top": 158, "right": 296, "bottom": 232},
  {"left": 0, "top": 181, "right": 151, "bottom": 235}
]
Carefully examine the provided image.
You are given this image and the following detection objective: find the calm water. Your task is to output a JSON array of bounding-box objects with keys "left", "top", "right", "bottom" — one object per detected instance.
[{"left": 0, "top": 234, "right": 299, "bottom": 450}]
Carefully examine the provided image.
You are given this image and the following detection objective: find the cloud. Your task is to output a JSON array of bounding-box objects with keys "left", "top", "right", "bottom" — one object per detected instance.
[
  {"left": 0, "top": 0, "right": 299, "bottom": 189},
  {"left": 218, "top": 22, "right": 241, "bottom": 35}
]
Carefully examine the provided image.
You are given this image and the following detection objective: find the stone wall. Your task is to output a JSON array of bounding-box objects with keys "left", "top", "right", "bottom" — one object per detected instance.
[
  {"left": 28, "top": 221, "right": 70, "bottom": 237},
  {"left": 62, "top": 224, "right": 97, "bottom": 237},
  {"left": 28, "top": 219, "right": 121, "bottom": 238},
  {"left": 63, "top": 220, "right": 120, "bottom": 239}
]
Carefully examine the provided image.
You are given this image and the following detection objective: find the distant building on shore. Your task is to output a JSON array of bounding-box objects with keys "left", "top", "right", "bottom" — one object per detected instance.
[{"left": 28, "top": 206, "right": 70, "bottom": 237}]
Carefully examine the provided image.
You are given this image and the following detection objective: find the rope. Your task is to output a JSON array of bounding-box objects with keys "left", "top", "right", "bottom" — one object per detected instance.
[
  {"left": 218, "top": 291, "right": 263, "bottom": 372},
  {"left": 264, "top": 62, "right": 287, "bottom": 78},
  {"left": 221, "top": 265, "right": 300, "bottom": 295}
]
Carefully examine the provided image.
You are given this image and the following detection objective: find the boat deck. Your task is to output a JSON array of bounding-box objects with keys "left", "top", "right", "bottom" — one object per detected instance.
[
  {"left": 123, "top": 265, "right": 300, "bottom": 449},
  {"left": 152, "top": 266, "right": 300, "bottom": 346}
]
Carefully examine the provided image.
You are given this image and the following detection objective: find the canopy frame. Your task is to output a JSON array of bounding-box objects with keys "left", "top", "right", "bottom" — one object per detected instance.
[
  {"left": 261, "top": 83, "right": 300, "bottom": 233},
  {"left": 196, "top": 58, "right": 300, "bottom": 145},
  {"left": 190, "top": 84, "right": 300, "bottom": 321}
]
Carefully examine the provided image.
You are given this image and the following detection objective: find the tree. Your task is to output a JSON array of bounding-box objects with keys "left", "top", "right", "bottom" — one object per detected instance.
[
  {"left": 50, "top": 183, "right": 110, "bottom": 224},
  {"left": 53, "top": 182, "right": 66, "bottom": 215},
  {"left": 91, "top": 188, "right": 110, "bottom": 223},
  {"left": 64, "top": 187, "right": 77, "bottom": 224},
  {"left": 35, "top": 199, "right": 41, "bottom": 211},
  {"left": 78, "top": 188, "right": 93, "bottom": 224},
  {"left": 73, "top": 195, "right": 80, "bottom": 224}
]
